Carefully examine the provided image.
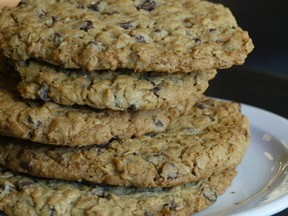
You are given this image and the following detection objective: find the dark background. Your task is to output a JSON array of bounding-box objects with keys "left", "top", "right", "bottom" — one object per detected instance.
[
  {"left": 211, "top": 0, "right": 288, "bottom": 78},
  {"left": 207, "top": 1, "right": 288, "bottom": 215}
]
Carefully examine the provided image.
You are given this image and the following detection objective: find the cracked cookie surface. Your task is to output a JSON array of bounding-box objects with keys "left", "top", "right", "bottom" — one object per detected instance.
[
  {"left": 0, "top": 69, "right": 191, "bottom": 146},
  {"left": 0, "top": 166, "right": 236, "bottom": 216},
  {"left": 0, "top": 0, "right": 253, "bottom": 72},
  {"left": 0, "top": 98, "right": 250, "bottom": 187},
  {"left": 16, "top": 60, "right": 216, "bottom": 111}
]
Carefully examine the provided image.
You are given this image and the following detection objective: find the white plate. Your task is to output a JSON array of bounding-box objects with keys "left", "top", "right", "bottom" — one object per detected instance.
[{"left": 195, "top": 103, "right": 288, "bottom": 216}]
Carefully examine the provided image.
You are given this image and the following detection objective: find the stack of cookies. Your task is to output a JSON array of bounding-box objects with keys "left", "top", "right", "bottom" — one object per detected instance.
[{"left": 0, "top": 0, "right": 253, "bottom": 215}]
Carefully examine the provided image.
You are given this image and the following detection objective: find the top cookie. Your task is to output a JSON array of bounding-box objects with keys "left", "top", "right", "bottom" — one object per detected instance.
[{"left": 0, "top": 0, "right": 253, "bottom": 72}]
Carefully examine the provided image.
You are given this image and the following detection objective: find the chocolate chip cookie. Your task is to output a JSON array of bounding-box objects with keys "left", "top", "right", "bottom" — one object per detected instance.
[
  {"left": 0, "top": 98, "right": 250, "bottom": 187},
  {"left": 0, "top": 0, "right": 253, "bottom": 72},
  {"left": 0, "top": 70, "right": 192, "bottom": 146},
  {"left": 16, "top": 60, "right": 216, "bottom": 111},
  {"left": 0, "top": 166, "right": 237, "bottom": 216}
]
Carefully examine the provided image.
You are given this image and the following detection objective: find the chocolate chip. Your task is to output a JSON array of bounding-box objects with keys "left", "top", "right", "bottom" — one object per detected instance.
[
  {"left": 20, "top": 162, "right": 33, "bottom": 172},
  {"left": 88, "top": 1, "right": 100, "bottom": 11},
  {"left": 194, "top": 38, "right": 202, "bottom": 44},
  {"left": 137, "top": 0, "right": 156, "bottom": 12},
  {"left": 17, "top": 0, "right": 26, "bottom": 7},
  {"left": 196, "top": 101, "right": 210, "bottom": 110},
  {"left": 15, "top": 179, "right": 35, "bottom": 191},
  {"left": 154, "top": 29, "right": 161, "bottom": 33},
  {"left": 134, "top": 35, "right": 146, "bottom": 43},
  {"left": 28, "top": 115, "right": 33, "bottom": 124},
  {"left": 127, "top": 104, "right": 137, "bottom": 112},
  {"left": 39, "top": 86, "right": 51, "bottom": 102},
  {"left": 51, "top": 16, "right": 57, "bottom": 24},
  {"left": 38, "top": 10, "right": 46, "bottom": 18},
  {"left": 37, "top": 120, "right": 43, "bottom": 128},
  {"left": 49, "top": 207, "right": 56, "bottom": 216},
  {"left": 244, "top": 130, "right": 248, "bottom": 138},
  {"left": 80, "top": 20, "right": 94, "bottom": 32},
  {"left": 99, "top": 193, "right": 112, "bottom": 200},
  {"left": 155, "top": 120, "right": 164, "bottom": 127},
  {"left": 28, "top": 115, "right": 43, "bottom": 128},
  {"left": 152, "top": 81, "right": 163, "bottom": 97},
  {"left": 202, "top": 186, "right": 217, "bottom": 202},
  {"left": 120, "top": 22, "right": 133, "bottom": 30},
  {"left": 209, "top": 28, "right": 216, "bottom": 32},
  {"left": 114, "top": 97, "right": 122, "bottom": 109}
]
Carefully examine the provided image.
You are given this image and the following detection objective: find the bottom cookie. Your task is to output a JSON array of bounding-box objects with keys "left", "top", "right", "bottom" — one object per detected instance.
[{"left": 0, "top": 167, "right": 236, "bottom": 216}]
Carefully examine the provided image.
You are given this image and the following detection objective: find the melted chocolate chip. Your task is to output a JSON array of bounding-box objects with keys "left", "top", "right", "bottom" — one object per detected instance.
[
  {"left": 194, "top": 38, "right": 202, "bottom": 44},
  {"left": 15, "top": 179, "right": 35, "bottom": 191},
  {"left": 155, "top": 120, "right": 164, "bottom": 127},
  {"left": 154, "top": 29, "right": 161, "bottom": 33},
  {"left": 137, "top": 0, "right": 156, "bottom": 12},
  {"left": 209, "top": 28, "right": 216, "bottom": 32},
  {"left": 80, "top": 20, "right": 94, "bottom": 32},
  {"left": 134, "top": 35, "right": 146, "bottom": 43},
  {"left": 20, "top": 162, "right": 33, "bottom": 172},
  {"left": 120, "top": 22, "right": 133, "bottom": 30},
  {"left": 39, "top": 86, "right": 51, "bottom": 102}
]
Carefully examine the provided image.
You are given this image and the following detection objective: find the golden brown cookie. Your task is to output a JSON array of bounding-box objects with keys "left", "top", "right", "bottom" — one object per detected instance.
[
  {"left": 0, "top": 166, "right": 237, "bottom": 216},
  {"left": 0, "top": 0, "right": 253, "bottom": 72},
  {"left": 0, "top": 98, "right": 250, "bottom": 187}
]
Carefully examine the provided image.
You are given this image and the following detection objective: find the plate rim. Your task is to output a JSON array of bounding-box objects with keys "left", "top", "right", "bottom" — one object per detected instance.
[{"left": 197, "top": 100, "right": 288, "bottom": 216}]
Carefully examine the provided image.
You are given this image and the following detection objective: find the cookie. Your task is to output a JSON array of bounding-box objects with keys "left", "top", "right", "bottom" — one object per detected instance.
[
  {"left": 16, "top": 60, "right": 216, "bottom": 111},
  {"left": 0, "top": 98, "right": 250, "bottom": 187},
  {"left": 0, "top": 71, "right": 192, "bottom": 147},
  {"left": 0, "top": 166, "right": 237, "bottom": 216},
  {"left": 0, "top": 0, "right": 253, "bottom": 72}
]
